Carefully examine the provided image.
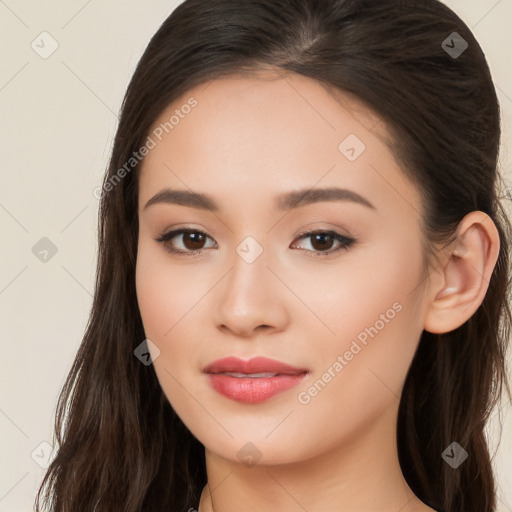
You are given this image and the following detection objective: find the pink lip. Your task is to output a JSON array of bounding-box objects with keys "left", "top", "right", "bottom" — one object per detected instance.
[
  {"left": 204, "top": 356, "right": 307, "bottom": 375},
  {"left": 204, "top": 356, "right": 309, "bottom": 404}
]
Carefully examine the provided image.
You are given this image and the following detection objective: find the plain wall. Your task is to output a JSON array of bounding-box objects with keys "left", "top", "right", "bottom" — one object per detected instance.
[{"left": 0, "top": 1, "right": 511, "bottom": 510}]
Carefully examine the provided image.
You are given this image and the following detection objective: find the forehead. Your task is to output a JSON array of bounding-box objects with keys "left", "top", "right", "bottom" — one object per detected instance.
[
  {"left": 137, "top": 70, "right": 421, "bottom": 219},
  {"left": 144, "top": 69, "right": 388, "bottom": 156}
]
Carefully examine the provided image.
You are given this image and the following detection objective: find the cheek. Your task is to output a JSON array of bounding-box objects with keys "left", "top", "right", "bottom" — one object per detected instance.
[
  {"left": 135, "top": 241, "right": 220, "bottom": 376},
  {"left": 135, "top": 247, "right": 193, "bottom": 379},
  {"left": 316, "top": 244, "right": 424, "bottom": 387},
  {"left": 286, "top": 249, "right": 425, "bottom": 459},
  {"left": 135, "top": 243, "right": 201, "bottom": 341},
  {"left": 294, "top": 234, "right": 425, "bottom": 387},
  {"left": 289, "top": 234, "right": 424, "bottom": 351},
  {"left": 135, "top": 259, "right": 172, "bottom": 341},
  {"left": 135, "top": 248, "right": 204, "bottom": 417}
]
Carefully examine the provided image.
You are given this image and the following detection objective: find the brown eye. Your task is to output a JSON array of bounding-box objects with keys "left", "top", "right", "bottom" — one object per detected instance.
[
  {"left": 309, "top": 233, "right": 335, "bottom": 251},
  {"left": 291, "top": 229, "right": 356, "bottom": 256},
  {"left": 181, "top": 232, "right": 207, "bottom": 250},
  {"left": 155, "top": 229, "right": 216, "bottom": 255},
  {"left": 155, "top": 227, "right": 356, "bottom": 257}
]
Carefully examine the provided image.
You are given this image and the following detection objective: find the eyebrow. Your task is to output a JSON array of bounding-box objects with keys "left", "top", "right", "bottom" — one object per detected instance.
[{"left": 143, "top": 186, "right": 375, "bottom": 212}]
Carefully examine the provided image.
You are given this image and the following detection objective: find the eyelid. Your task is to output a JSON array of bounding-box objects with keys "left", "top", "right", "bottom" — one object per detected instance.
[{"left": 293, "top": 223, "right": 352, "bottom": 240}]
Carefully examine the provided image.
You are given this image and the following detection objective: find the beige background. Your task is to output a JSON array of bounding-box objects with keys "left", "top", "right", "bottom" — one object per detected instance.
[{"left": 0, "top": 1, "right": 511, "bottom": 510}]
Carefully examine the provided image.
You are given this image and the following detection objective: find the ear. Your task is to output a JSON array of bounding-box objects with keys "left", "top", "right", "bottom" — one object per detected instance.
[{"left": 423, "top": 211, "right": 500, "bottom": 334}]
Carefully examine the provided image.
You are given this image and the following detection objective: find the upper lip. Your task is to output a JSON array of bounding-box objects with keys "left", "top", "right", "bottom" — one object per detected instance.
[{"left": 203, "top": 356, "right": 308, "bottom": 375}]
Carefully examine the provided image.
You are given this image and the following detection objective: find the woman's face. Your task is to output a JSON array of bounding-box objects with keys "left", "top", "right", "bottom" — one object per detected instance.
[{"left": 135, "top": 71, "right": 433, "bottom": 465}]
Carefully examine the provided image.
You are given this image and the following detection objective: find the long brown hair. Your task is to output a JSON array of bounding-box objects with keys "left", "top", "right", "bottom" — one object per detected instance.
[{"left": 35, "top": 1, "right": 512, "bottom": 511}]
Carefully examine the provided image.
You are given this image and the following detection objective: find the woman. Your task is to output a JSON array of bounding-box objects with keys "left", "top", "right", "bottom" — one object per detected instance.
[{"left": 35, "top": 0, "right": 511, "bottom": 511}]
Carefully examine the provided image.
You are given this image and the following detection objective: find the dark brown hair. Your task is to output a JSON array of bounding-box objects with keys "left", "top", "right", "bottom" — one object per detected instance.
[{"left": 35, "top": 0, "right": 512, "bottom": 511}]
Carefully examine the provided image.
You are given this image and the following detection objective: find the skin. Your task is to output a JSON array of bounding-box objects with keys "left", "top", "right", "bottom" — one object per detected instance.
[{"left": 135, "top": 69, "right": 500, "bottom": 512}]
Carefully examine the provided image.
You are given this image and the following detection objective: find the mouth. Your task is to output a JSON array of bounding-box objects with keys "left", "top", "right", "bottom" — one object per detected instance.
[
  {"left": 203, "top": 355, "right": 308, "bottom": 375},
  {"left": 214, "top": 371, "right": 287, "bottom": 378},
  {"left": 204, "top": 356, "right": 309, "bottom": 404}
]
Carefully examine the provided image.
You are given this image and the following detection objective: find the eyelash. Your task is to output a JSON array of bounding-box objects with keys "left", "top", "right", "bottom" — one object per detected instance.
[{"left": 154, "top": 227, "right": 356, "bottom": 258}]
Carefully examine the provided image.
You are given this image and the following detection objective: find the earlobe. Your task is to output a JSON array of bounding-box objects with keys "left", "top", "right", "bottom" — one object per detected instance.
[{"left": 423, "top": 212, "right": 500, "bottom": 334}]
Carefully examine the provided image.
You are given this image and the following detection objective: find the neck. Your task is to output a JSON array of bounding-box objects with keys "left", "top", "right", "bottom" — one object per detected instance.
[{"left": 197, "top": 403, "right": 432, "bottom": 512}]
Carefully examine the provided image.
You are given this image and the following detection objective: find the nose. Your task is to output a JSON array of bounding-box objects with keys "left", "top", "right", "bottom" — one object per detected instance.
[{"left": 214, "top": 245, "right": 290, "bottom": 339}]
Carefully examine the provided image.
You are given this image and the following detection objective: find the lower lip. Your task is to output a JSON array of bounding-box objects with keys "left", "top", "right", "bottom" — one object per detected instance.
[{"left": 206, "top": 373, "right": 308, "bottom": 404}]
